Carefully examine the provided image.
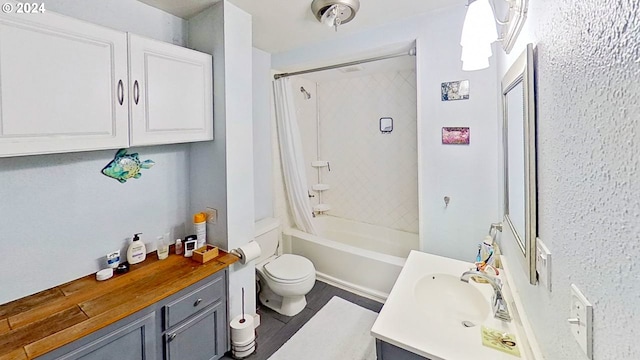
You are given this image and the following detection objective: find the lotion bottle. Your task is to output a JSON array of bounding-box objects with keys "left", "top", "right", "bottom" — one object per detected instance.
[{"left": 127, "top": 233, "right": 147, "bottom": 265}]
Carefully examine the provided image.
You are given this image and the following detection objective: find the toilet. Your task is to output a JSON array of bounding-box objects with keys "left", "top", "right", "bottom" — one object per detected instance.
[{"left": 254, "top": 218, "right": 316, "bottom": 316}]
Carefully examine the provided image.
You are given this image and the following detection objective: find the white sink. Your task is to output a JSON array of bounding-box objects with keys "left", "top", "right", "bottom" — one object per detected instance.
[
  {"left": 414, "top": 273, "right": 490, "bottom": 324},
  {"left": 371, "top": 250, "right": 526, "bottom": 360}
]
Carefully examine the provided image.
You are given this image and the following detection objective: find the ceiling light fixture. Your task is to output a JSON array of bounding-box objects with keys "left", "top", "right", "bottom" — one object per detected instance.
[
  {"left": 311, "top": 0, "right": 360, "bottom": 32},
  {"left": 460, "top": 0, "right": 528, "bottom": 71}
]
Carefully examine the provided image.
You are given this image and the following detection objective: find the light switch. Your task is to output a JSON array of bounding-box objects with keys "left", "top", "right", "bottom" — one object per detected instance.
[
  {"left": 536, "top": 238, "right": 552, "bottom": 291},
  {"left": 569, "top": 284, "right": 593, "bottom": 359}
]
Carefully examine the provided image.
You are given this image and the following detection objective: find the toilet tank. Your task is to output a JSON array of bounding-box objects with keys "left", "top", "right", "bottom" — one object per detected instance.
[{"left": 254, "top": 217, "right": 280, "bottom": 263}]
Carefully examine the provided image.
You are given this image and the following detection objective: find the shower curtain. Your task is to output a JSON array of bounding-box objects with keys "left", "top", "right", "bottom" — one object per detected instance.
[{"left": 273, "top": 78, "right": 317, "bottom": 235}]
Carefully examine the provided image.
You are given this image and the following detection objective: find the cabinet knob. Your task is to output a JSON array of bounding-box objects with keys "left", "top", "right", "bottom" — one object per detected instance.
[
  {"left": 168, "top": 333, "right": 177, "bottom": 342},
  {"left": 194, "top": 298, "right": 203, "bottom": 307}
]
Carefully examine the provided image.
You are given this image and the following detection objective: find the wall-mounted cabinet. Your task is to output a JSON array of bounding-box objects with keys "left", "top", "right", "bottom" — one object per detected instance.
[
  {"left": 0, "top": 10, "right": 130, "bottom": 157},
  {"left": 0, "top": 10, "right": 213, "bottom": 158},
  {"left": 128, "top": 34, "right": 213, "bottom": 146}
]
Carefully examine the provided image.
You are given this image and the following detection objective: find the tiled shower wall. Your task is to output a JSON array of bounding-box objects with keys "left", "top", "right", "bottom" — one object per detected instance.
[{"left": 315, "top": 70, "right": 418, "bottom": 233}]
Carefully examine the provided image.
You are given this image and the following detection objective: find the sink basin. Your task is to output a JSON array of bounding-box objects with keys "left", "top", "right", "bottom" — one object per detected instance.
[{"left": 414, "top": 273, "right": 491, "bottom": 323}]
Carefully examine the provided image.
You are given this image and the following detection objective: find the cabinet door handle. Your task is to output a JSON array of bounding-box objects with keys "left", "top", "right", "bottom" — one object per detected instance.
[
  {"left": 133, "top": 80, "right": 140, "bottom": 105},
  {"left": 194, "top": 298, "right": 203, "bottom": 307},
  {"left": 168, "top": 333, "right": 177, "bottom": 342},
  {"left": 117, "top": 80, "right": 124, "bottom": 105}
]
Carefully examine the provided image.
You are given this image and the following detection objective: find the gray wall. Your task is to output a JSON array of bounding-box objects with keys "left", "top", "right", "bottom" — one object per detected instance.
[
  {"left": 496, "top": 0, "right": 640, "bottom": 358},
  {"left": 188, "top": 1, "right": 257, "bottom": 319},
  {"left": 0, "top": 0, "right": 190, "bottom": 304}
]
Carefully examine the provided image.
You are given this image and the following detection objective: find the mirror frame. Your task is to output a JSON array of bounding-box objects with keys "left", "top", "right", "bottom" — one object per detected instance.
[
  {"left": 502, "top": 0, "right": 529, "bottom": 54},
  {"left": 502, "top": 43, "right": 537, "bottom": 284}
]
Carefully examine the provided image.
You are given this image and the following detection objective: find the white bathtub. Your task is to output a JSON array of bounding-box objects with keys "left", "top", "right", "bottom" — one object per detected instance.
[{"left": 282, "top": 216, "right": 419, "bottom": 302}]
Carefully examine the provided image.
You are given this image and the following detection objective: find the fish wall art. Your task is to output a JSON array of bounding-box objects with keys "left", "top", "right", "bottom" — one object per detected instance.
[{"left": 102, "top": 149, "right": 155, "bottom": 183}]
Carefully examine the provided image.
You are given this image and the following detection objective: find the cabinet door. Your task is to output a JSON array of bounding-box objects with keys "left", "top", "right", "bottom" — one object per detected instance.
[
  {"left": 0, "top": 10, "right": 129, "bottom": 157},
  {"left": 128, "top": 34, "right": 213, "bottom": 146},
  {"left": 54, "top": 313, "right": 156, "bottom": 360},
  {"left": 165, "top": 301, "right": 226, "bottom": 360}
]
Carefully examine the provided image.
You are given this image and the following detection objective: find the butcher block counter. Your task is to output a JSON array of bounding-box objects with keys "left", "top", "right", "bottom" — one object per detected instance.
[{"left": 0, "top": 250, "right": 238, "bottom": 360}]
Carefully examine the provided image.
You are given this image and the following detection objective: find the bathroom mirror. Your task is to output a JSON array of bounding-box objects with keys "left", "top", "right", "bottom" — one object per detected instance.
[{"left": 502, "top": 43, "right": 537, "bottom": 284}]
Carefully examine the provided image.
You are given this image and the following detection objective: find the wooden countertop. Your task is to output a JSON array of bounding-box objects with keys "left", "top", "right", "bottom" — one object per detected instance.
[{"left": 0, "top": 249, "right": 238, "bottom": 360}]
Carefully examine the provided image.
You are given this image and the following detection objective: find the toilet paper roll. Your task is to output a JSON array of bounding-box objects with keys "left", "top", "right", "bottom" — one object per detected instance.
[
  {"left": 236, "top": 241, "right": 261, "bottom": 264},
  {"left": 230, "top": 314, "right": 255, "bottom": 345}
]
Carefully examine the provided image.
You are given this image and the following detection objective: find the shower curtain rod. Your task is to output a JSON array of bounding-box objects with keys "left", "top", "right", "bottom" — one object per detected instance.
[{"left": 273, "top": 48, "right": 416, "bottom": 80}]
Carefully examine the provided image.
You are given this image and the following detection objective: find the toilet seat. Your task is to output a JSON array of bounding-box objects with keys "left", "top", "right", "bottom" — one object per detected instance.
[{"left": 263, "top": 254, "right": 315, "bottom": 284}]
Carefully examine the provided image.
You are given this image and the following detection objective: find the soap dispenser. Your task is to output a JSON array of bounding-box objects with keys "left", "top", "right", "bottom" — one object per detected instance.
[{"left": 127, "top": 233, "right": 147, "bottom": 265}]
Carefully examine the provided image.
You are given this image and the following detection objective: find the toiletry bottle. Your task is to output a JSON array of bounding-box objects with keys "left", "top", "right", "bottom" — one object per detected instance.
[
  {"left": 156, "top": 235, "right": 169, "bottom": 260},
  {"left": 480, "top": 235, "right": 495, "bottom": 269},
  {"left": 175, "top": 238, "right": 183, "bottom": 255},
  {"left": 194, "top": 212, "right": 207, "bottom": 249},
  {"left": 106, "top": 250, "right": 120, "bottom": 269},
  {"left": 126, "top": 233, "right": 147, "bottom": 265}
]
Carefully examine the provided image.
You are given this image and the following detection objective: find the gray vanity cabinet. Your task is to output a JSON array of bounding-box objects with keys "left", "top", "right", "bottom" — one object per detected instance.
[
  {"left": 39, "top": 312, "right": 157, "bottom": 360},
  {"left": 376, "top": 339, "right": 433, "bottom": 360},
  {"left": 164, "top": 300, "right": 226, "bottom": 360},
  {"left": 162, "top": 273, "right": 227, "bottom": 360},
  {"left": 37, "top": 270, "right": 228, "bottom": 360}
]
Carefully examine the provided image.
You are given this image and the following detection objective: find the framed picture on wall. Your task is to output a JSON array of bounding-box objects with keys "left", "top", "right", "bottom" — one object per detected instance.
[
  {"left": 442, "top": 127, "right": 470, "bottom": 144},
  {"left": 441, "top": 80, "right": 470, "bottom": 101}
]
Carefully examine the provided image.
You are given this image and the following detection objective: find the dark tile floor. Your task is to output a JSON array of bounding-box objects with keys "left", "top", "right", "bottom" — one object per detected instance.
[{"left": 221, "top": 280, "right": 383, "bottom": 360}]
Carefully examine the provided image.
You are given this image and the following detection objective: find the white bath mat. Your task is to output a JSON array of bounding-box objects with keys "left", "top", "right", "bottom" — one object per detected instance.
[{"left": 267, "top": 296, "right": 378, "bottom": 360}]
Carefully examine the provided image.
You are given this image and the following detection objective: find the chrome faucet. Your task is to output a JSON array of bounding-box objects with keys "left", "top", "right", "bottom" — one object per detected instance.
[{"left": 460, "top": 270, "right": 511, "bottom": 322}]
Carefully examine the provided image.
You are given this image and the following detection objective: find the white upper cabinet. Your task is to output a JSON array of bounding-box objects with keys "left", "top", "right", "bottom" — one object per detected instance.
[
  {"left": 0, "top": 11, "right": 129, "bottom": 157},
  {"left": 0, "top": 11, "right": 214, "bottom": 158},
  {"left": 128, "top": 34, "right": 213, "bottom": 146}
]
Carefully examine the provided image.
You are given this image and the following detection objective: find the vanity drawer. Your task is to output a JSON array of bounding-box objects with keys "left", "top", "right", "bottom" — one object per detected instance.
[{"left": 163, "top": 273, "right": 225, "bottom": 329}]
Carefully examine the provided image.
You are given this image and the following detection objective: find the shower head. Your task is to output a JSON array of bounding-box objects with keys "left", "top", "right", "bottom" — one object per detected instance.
[{"left": 300, "top": 86, "right": 311, "bottom": 100}]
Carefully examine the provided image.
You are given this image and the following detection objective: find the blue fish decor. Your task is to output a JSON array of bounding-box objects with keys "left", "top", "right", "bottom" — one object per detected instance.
[{"left": 102, "top": 149, "right": 155, "bottom": 183}]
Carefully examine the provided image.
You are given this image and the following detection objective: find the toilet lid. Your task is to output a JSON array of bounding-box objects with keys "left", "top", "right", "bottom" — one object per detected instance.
[{"left": 264, "top": 254, "right": 315, "bottom": 282}]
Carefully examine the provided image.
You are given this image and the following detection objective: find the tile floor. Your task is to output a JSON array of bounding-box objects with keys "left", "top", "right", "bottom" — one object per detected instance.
[{"left": 221, "top": 280, "right": 383, "bottom": 360}]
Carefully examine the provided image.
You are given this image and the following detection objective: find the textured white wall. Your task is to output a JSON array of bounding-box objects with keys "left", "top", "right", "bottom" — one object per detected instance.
[
  {"left": 273, "top": 5, "right": 500, "bottom": 260},
  {"left": 496, "top": 0, "right": 640, "bottom": 359},
  {"left": 0, "top": 0, "right": 190, "bottom": 305}
]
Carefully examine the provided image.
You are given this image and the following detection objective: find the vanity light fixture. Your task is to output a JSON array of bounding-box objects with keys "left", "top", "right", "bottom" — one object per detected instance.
[{"left": 460, "top": 0, "right": 528, "bottom": 71}]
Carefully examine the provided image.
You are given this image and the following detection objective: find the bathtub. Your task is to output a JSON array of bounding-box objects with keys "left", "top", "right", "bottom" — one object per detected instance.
[{"left": 282, "top": 216, "right": 419, "bottom": 302}]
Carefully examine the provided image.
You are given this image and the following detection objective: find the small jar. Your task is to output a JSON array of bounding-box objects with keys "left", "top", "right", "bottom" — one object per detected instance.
[{"left": 175, "top": 238, "right": 183, "bottom": 255}]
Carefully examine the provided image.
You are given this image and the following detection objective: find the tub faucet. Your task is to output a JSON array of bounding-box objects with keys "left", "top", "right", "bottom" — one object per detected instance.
[{"left": 460, "top": 270, "right": 511, "bottom": 322}]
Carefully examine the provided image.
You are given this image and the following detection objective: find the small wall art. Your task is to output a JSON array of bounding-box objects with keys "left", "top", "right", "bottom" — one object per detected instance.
[
  {"left": 442, "top": 127, "right": 470, "bottom": 145},
  {"left": 441, "top": 80, "right": 470, "bottom": 101},
  {"left": 102, "top": 149, "right": 155, "bottom": 183}
]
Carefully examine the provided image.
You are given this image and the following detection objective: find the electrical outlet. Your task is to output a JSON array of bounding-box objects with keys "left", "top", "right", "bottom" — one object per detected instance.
[
  {"left": 205, "top": 207, "right": 217, "bottom": 224},
  {"left": 536, "top": 238, "right": 552, "bottom": 291},
  {"left": 569, "top": 284, "right": 593, "bottom": 359}
]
